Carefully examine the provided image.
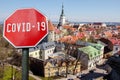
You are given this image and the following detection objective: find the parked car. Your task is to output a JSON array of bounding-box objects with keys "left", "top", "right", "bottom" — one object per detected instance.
[
  {"left": 68, "top": 78, "right": 73, "bottom": 80},
  {"left": 76, "top": 74, "right": 85, "bottom": 79},
  {"left": 89, "top": 69, "right": 95, "bottom": 73}
]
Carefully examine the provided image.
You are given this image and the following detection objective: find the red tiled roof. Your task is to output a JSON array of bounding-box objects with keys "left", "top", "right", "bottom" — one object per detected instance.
[
  {"left": 76, "top": 32, "right": 85, "bottom": 39},
  {"left": 109, "top": 38, "right": 120, "bottom": 45},
  {"left": 93, "top": 35, "right": 100, "bottom": 39},
  {"left": 63, "top": 25, "right": 77, "bottom": 32},
  {"left": 87, "top": 27, "right": 95, "bottom": 31},
  {"left": 48, "top": 20, "right": 55, "bottom": 31},
  {"left": 55, "top": 28, "right": 61, "bottom": 34}
]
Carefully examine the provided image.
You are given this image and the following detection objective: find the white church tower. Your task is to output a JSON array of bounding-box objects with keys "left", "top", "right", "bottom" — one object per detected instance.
[{"left": 58, "top": 4, "right": 66, "bottom": 28}]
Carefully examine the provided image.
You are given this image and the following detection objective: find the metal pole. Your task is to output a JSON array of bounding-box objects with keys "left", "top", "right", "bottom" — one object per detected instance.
[{"left": 22, "top": 48, "right": 29, "bottom": 80}]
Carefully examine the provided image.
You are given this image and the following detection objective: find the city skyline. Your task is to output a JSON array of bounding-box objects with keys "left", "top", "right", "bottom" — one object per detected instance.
[{"left": 0, "top": 0, "right": 120, "bottom": 22}]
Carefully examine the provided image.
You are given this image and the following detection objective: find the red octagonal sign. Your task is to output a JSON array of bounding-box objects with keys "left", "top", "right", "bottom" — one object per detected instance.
[{"left": 3, "top": 8, "right": 48, "bottom": 48}]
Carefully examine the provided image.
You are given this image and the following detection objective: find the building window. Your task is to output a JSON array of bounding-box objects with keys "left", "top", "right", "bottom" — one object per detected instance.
[
  {"left": 39, "top": 50, "right": 42, "bottom": 59},
  {"left": 94, "top": 52, "right": 96, "bottom": 56},
  {"left": 116, "top": 47, "right": 118, "bottom": 50},
  {"left": 30, "top": 54, "right": 33, "bottom": 57},
  {"left": 90, "top": 55, "right": 92, "bottom": 58},
  {"left": 89, "top": 64, "right": 91, "bottom": 67},
  {"left": 35, "top": 52, "right": 37, "bottom": 55}
]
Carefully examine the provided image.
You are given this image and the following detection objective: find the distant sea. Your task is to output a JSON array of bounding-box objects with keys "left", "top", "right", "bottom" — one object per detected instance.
[{"left": 53, "top": 21, "right": 120, "bottom": 26}]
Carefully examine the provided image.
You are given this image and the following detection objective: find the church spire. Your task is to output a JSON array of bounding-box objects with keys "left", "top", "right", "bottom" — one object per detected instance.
[
  {"left": 61, "top": 4, "right": 64, "bottom": 16},
  {"left": 58, "top": 3, "right": 66, "bottom": 27}
]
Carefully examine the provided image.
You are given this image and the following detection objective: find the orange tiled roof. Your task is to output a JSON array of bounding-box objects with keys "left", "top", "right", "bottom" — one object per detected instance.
[
  {"left": 104, "top": 31, "right": 113, "bottom": 38},
  {"left": 116, "top": 26, "right": 120, "bottom": 29},
  {"left": 63, "top": 25, "right": 77, "bottom": 32},
  {"left": 48, "top": 20, "right": 55, "bottom": 31},
  {"left": 59, "top": 35, "right": 79, "bottom": 44},
  {"left": 63, "top": 25, "right": 71, "bottom": 29}
]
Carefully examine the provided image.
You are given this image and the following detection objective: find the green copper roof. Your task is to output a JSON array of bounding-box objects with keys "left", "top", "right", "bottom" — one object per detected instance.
[
  {"left": 88, "top": 43, "right": 104, "bottom": 50},
  {"left": 78, "top": 46, "right": 100, "bottom": 60}
]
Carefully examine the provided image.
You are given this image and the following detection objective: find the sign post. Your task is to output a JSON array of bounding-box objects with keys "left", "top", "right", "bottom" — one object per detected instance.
[
  {"left": 3, "top": 8, "right": 48, "bottom": 80},
  {"left": 22, "top": 48, "right": 29, "bottom": 80}
]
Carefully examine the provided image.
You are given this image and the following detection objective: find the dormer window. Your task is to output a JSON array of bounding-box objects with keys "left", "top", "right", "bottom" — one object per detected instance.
[
  {"left": 90, "top": 55, "right": 92, "bottom": 58},
  {"left": 94, "top": 52, "right": 96, "bottom": 56}
]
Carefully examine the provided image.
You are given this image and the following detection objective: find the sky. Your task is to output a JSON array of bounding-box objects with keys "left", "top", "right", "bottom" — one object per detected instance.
[{"left": 0, "top": 0, "right": 120, "bottom": 22}]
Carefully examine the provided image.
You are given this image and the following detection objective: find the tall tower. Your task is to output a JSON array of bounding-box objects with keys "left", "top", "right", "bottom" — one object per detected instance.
[{"left": 58, "top": 4, "right": 66, "bottom": 27}]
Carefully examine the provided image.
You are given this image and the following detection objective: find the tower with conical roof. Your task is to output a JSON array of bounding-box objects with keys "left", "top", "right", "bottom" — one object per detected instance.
[{"left": 58, "top": 4, "right": 66, "bottom": 27}]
